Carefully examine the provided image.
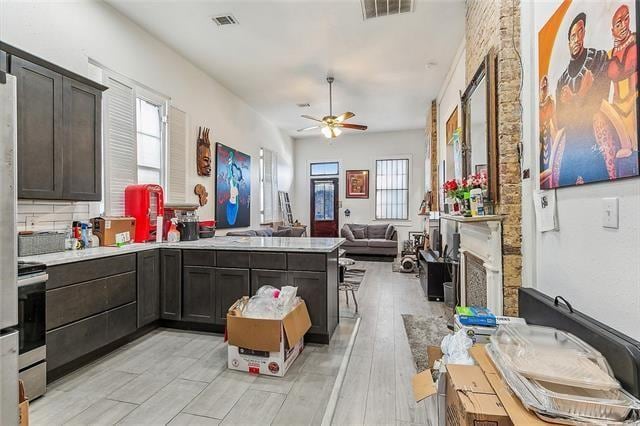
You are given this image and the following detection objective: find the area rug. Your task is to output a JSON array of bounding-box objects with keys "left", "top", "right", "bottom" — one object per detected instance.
[
  {"left": 343, "top": 267, "right": 366, "bottom": 292},
  {"left": 401, "top": 313, "right": 451, "bottom": 372}
]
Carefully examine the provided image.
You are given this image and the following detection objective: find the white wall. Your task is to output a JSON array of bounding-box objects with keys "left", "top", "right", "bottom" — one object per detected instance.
[
  {"left": 1, "top": 1, "right": 293, "bottom": 230},
  {"left": 293, "top": 129, "right": 427, "bottom": 243},
  {"left": 520, "top": 0, "right": 640, "bottom": 340},
  {"left": 437, "top": 42, "right": 466, "bottom": 185}
]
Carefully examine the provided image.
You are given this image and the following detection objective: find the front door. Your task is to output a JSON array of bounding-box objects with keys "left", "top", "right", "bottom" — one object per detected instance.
[{"left": 310, "top": 178, "right": 339, "bottom": 237}]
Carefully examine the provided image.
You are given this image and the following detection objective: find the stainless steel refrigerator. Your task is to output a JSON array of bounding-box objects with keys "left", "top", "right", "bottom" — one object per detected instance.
[{"left": 0, "top": 70, "right": 19, "bottom": 425}]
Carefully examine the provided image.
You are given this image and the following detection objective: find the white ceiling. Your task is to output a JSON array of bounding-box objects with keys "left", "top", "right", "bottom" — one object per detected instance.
[{"left": 106, "top": 0, "right": 465, "bottom": 137}]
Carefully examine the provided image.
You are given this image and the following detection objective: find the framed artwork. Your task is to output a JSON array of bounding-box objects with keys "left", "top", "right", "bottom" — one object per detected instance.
[
  {"left": 215, "top": 143, "right": 251, "bottom": 229},
  {"left": 345, "top": 170, "right": 369, "bottom": 198},
  {"left": 475, "top": 164, "right": 488, "bottom": 177},
  {"left": 537, "top": 0, "right": 638, "bottom": 189},
  {"left": 446, "top": 107, "right": 459, "bottom": 145}
]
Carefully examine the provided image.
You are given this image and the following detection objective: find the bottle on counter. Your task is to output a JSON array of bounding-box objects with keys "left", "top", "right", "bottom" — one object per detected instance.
[{"left": 167, "top": 218, "right": 180, "bottom": 243}]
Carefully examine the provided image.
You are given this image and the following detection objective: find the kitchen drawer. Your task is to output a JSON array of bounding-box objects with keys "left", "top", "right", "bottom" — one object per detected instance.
[
  {"left": 183, "top": 250, "right": 216, "bottom": 267},
  {"left": 216, "top": 251, "right": 250, "bottom": 268},
  {"left": 287, "top": 253, "right": 326, "bottom": 272},
  {"left": 250, "top": 252, "right": 286, "bottom": 270},
  {"left": 46, "top": 271, "right": 136, "bottom": 330},
  {"left": 47, "top": 254, "right": 136, "bottom": 289},
  {"left": 47, "top": 302, "right": 136, "bottom": 371}
]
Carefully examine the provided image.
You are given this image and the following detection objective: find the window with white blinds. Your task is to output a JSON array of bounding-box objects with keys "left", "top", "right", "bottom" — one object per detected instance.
[
  {"left": 167, "top": 106, "right": 187, "bottom": 203},
  {"left": 260, "top": 148, "right": 279, "bottom": 223},
  {"left": 375, "top": 158, "right": 409, "bottom": 220},
  {"left": 102, "top": 72, "right": 137, "bottom": 216}
]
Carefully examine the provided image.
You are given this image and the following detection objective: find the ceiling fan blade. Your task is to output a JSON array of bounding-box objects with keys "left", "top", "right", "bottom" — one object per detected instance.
[
  {"left": 335, "top": 112, "right": 355, "bottom": 122},
  {"left": 301, "top": 114, "right": 323, "bottom": 123},
  {"left": 337, "top": 123, "right": 368, "bottom": 131},
  {"left": 297, "top": 125, "right": 321, "bottom": 132}
]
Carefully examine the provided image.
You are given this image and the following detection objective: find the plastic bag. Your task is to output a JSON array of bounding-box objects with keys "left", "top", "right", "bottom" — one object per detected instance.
[
  {"left": 440, "top": 329, "right": 474, "bottom": 365},
  {"left": 243, "top": 285, "right": 299, "bottom": 319}
]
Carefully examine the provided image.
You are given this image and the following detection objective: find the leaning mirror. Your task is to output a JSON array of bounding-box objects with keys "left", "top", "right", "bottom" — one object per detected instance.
[{"left": 461, "top": 50, "right": 498, "bottom": 204}]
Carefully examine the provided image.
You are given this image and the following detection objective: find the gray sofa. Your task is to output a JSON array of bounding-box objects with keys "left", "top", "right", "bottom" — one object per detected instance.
[{"left": 340, "top": 223, "right": 398, "bottom": 257}]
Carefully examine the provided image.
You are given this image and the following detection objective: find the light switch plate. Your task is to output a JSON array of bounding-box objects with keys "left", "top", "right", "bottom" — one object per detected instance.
[{"left": 602, "top": 197, "right": 619, "bottom": 229}]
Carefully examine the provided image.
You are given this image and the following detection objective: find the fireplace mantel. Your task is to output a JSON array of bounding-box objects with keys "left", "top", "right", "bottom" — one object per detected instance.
[{"left": 442, "top": 215, "right": 504, "bottom": 314}]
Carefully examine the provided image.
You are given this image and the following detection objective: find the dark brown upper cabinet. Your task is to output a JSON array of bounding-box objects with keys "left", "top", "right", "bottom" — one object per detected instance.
[
  {"left": 62, "top": 77, "right": 102, "bottom": 201},
  {"left": 12, "top": 55, "right": 64, "bottom": 199},
  {"left": 4, "top": 43, "right": 106, "bottom": 201}
]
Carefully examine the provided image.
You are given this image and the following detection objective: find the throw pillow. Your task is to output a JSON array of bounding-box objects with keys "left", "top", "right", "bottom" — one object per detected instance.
[
  {"left": 353, "top": 228, "right": 366, "bottom": 239},
  {"left": 273, "top": 228, "right": 291, "bottom": 237},
  {"left": 385, "top": 224, "right": 396, "bottom": 240},
  {"left": 341, "top": 224, "right": 355, "bottom": 241}
]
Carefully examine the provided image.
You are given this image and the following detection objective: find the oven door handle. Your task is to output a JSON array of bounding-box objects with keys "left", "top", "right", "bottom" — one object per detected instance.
[{"left": 17, "top": 273, "right": 48, "bottom": 287}]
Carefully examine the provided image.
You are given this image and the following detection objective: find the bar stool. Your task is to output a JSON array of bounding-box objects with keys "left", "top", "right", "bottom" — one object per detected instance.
[{"left": 338, "top": 257, "right": 358, "bottom": 313}]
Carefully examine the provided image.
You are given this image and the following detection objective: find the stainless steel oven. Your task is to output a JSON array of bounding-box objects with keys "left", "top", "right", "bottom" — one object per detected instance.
[{"left": 17, "top": 262, "right": 47, "bottom": 400}]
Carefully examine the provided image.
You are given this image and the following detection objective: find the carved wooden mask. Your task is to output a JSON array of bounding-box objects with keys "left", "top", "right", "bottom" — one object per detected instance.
[{"left": 197, "top": 126, "right": 212, "bottom": 177}]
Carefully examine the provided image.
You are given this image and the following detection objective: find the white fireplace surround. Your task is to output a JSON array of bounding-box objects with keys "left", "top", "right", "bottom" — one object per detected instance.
[{"left": 442, "top": 215, "right": 504, "bottom": 315}]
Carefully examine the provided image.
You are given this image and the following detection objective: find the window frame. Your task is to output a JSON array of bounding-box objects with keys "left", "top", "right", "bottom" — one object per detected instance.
[
  {"left": 310, "top": 161, "right": 340, "bottom": 177},
  {"left": 135, "top": 88, "right": 168, "bottom": 190},
  {"left": 375, "top": 158, "right": 410, "bottom": 221}
]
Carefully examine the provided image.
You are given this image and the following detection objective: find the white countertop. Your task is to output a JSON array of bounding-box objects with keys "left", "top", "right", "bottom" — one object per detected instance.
[{"left": 19, "top": 236, "right": 345, "bottom": 267}]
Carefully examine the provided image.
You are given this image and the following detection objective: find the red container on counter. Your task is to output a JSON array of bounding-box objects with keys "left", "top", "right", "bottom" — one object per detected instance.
[{"left": 124, "top": 184, "right": 164, "bottom": 242}]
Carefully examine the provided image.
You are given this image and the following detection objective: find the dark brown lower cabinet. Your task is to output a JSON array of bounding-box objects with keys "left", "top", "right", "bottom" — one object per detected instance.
[
  {"left": 215, "top": 268, "right": 250, "bottom": 324},
  {"left": 46, "top": 302, "right": 136, "bottom": 372},
  {"left": 287, "top": 271, "right": 327, "bottom": 335},
  {"left": 137, "top": 250, "right": 160, "bottom": 327},
  {"left": 160, "top": 249, "right": 182, "bottom": 320},
  {"left": 250, "top": 269, "right": 288, "bottom": 295},
  {"left": 182, "top": 266, "right": 216, "bottom": 324}
]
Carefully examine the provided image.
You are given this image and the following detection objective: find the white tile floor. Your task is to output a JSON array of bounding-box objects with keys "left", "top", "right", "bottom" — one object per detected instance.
[{"left": 31, "top": 261, "right": 447, "bottom": 425}]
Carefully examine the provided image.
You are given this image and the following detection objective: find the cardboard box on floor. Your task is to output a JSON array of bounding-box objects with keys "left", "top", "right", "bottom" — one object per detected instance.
[
  {"left": 226, "top": 297, "right": 311, "bottom": 377},
  {"left": 19, "top": 380, "right": 29, "bottom": 426},
  {"left": 469, "top": 345, "right": 551, "bottom": 426},
  {"left": 413, "top": 344, "right": 553, "bottom": 426}
]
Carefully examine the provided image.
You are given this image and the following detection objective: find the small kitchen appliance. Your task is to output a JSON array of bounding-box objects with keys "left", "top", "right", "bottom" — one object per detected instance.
[
  {"left": 125, "top": 184, "right": 165, "bottom": 242},
  {"left": 176, "top": 211, "right": 200, "bottom": 241},
  {"left": 163, "top": 203, "right": 198, "bottom": 240}
]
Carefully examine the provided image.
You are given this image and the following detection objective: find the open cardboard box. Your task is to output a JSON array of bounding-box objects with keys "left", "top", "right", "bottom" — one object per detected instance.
[
  {"left": 226, "top": 297, "right": 312, "bottom": 377},
  {"left": 469, "top": 345, "right": 551, "bottom": 425},
  {"left": 19, "top": 380, "right": 28, "bottom": 426}
]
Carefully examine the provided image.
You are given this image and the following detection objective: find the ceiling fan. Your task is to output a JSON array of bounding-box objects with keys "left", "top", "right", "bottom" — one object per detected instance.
[{"left": 297, "top": 77, "right": 368, "bottom": 139}]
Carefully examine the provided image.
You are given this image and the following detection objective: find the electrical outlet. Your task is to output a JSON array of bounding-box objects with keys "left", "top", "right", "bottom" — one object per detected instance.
[{"left": 602, "top": 197, "right": 619, "bottom": 229}]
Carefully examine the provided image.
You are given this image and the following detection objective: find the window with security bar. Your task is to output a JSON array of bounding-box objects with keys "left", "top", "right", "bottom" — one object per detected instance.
[{"left": 375, "top": 158, "right": 409, "bottom": 220}]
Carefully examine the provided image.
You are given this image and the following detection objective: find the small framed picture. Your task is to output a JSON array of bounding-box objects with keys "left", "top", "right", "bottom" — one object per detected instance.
[
  {"left": 346, "top": 170, "right": 369, "bottom": 198},
  {"left": 475, "top": 164, "right": 487, "bottom": 177}
]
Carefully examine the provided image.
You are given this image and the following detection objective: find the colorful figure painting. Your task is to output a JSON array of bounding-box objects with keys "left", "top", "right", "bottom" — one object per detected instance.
[
  {"left": 538, "top": 0, "right": 638, "bottom": 189},
  {"left": 215, "top": 143, "right": 251, "bottom": 229}
]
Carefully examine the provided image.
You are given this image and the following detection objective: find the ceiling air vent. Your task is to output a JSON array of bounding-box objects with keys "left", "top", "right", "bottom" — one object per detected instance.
[
  {"left": 361, "top": 0, "right": 414, "bottom": 20},
  {"left": 211, "top": 14, "right": 239, "bottom": 26}
]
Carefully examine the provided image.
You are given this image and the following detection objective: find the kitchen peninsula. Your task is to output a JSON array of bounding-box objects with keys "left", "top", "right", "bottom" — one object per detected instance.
[{"left": 20, "top": 237, "right": 343, "bottom": 381}]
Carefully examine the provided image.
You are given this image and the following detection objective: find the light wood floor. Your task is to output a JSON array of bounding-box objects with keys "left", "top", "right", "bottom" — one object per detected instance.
[
  {"left": 31, "top": 260, "right": 446, "bottom": 425},
  {"left": 332, "top": 261, "right": 445, "bottom": 426}
]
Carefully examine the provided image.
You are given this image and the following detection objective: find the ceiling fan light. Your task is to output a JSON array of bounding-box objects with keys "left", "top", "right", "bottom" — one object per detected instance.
[
  {"left": 333, "top": 127, "right": 342, "bottom": 137},
  {"left": 321, "top": 127, "right": 332, "bottom": 139}
]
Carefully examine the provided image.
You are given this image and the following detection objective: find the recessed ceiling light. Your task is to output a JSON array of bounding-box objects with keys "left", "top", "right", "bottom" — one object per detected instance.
[
  {"left": 211, "top": 14, "right": 239, "bottom": 26},
  {"left": 296, "top": 103, "right": 311, "bottom": 108}
]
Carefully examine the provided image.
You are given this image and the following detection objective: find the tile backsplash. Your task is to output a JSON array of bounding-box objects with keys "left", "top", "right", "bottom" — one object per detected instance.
[{"left": 17, "top": 200, "right": 102, "bottom": 232}]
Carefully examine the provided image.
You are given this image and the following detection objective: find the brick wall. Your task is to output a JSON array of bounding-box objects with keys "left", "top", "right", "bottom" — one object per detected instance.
[
  {"left": 429, "top": 100, "right": 439, "bottom": 210},
  {"left": 466, "top": 0, "right": 522, "bottom": 315}
]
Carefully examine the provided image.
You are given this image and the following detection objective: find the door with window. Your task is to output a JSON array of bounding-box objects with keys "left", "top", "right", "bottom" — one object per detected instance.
[{"left": 310, "top": 178, "right": 339, "bottom": 237}]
